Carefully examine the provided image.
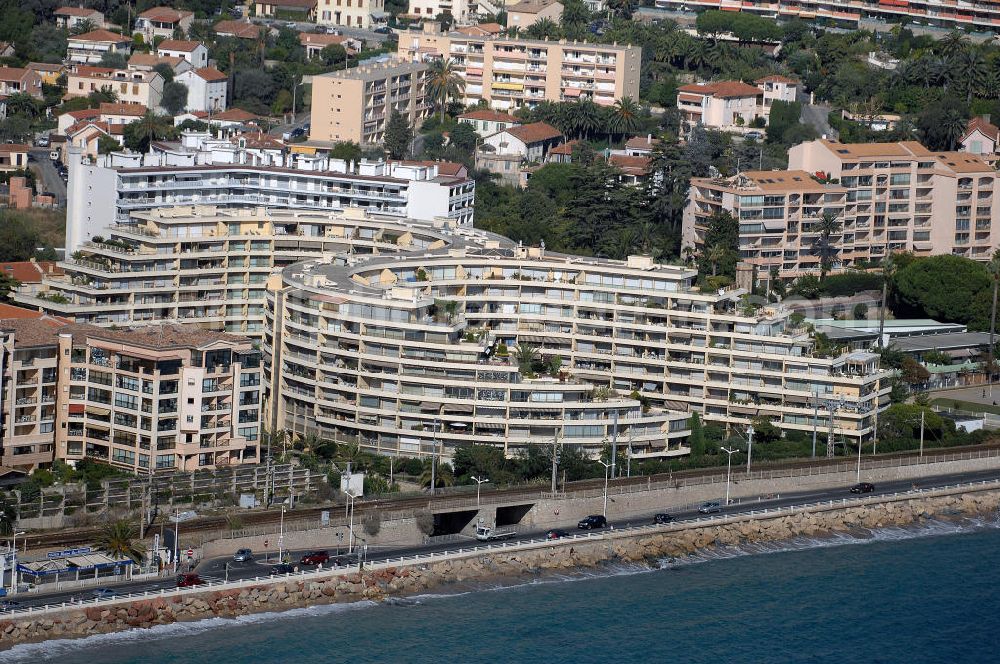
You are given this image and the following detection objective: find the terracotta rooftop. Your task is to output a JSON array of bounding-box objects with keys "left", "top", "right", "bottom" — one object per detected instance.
[
  {"left": 817, "top": 139, "right": 932, "bottom": 159},
  {"left": 0, "top": 261, "right": 65, "bottom": 284},
  {"left": 69, "top": 29, "right": 129, "bottom": 43},
  {"left": 506, "top": 122, "right": 561, "bottom": 144},
  {"left": 548, "top": 139, "right": 581, "bottom": 156},
  {"left": 756, "top": 74, "right": 799, "bottom": 84},
  {"left": 194, "top": 67, "right": 228, "bottom": 82},
  {"left": 459, "top": 109, "right": 519, "bottom": 123},
  {"left": 0, "top": 144, "right": 30, "bottom": 153},
  {"left": 963, "top": 116, "right": 1000, "bottom": 144},
  {"left": 212, "top": 108, "right": 260, "bottom": 122},
  {"left": 71, "top": 66, "right": 116, "bottom": 77},
  {"left": 509, "top": 0, "right": 563, "bottom": 13},
  {"left": 0, "top": 302, "right": 49, "bottom": 318},
  {"left": 608, "top": 154, "right": 651, "bottom": 176},
  {"left": 138, "top": 7, "right": 193, "bottom": 23},
  {"left": 678, "top": 81, "right": 762, "bottom": 99},
  {"left": 625, "top": 134, "right": 661, "bottom": 151},
  {"left": 456, "top": 23, "right": 504, "bottom": 36},
  {"left": 27, "top": 63, "right": 66, "bottom": 73},
  {"left": 0, "top": 67, "right": 32, "bottom": 82},
  {"left": 99, "top": 102, "right": 148, "bottom": 116},
  {"left": 213, "top": 19, "right": 264, "bottom": 39},
  {"left": 259, "top": 0, "right": 317, "bottom": 7},
  {"left": 300, "top": 33, "right": 353, "bottom": 47},
  {"left": 232, "top": 132, "right": 284, "bottom": 150},
  {"left": 55, "top": 6, "right": 101, "bottom": 17},
  {"left": 0, "top": 318, "right": 249, "bottom": 350},
  {"left": 63, "top": 108, "right": 102, "bottom": 121},
  {"left": 157, "top": 39, "right": 202, "bottom": 52}
]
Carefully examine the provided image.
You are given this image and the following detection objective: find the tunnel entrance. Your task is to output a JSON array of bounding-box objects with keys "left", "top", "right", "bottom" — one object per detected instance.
[
  {"left": 496, "top": 504, "right": 534, "bottom": 527},
  {"left": 432, "top": 509, "right": 479, "bottom": 536}
]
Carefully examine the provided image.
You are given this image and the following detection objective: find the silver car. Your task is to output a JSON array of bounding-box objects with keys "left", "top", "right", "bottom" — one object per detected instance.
[
  {"left": 698, "top": 502, "right": 721, "bottom": 514},
  {"left": 233, "top": 548, "right": 253, "bottom": 562}
]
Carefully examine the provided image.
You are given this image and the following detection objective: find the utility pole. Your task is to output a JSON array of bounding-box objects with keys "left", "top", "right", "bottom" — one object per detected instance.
[
  {"left": 429, "top": 419, "right": 438, "bottom": 496},
  {"left": 550, "top": 434, "right": 560, "bottom": 494},
  {"left": 746, "top": 425, "right": 754, "bottom": 475},
  {"left": 811, "top": 389, "right": 819, "bottom": 458},
  {"left": 823, "top": 396, "right": 845, "bottom": 459},
  {"left": 610, "top": 410, "right": 619, "bottom": 480}
]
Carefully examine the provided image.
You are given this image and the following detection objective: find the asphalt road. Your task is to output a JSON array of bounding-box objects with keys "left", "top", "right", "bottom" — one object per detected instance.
[
  {"left": 5, "top": 466, "right": 998, "bottom": 611},
  {"left": 28, "top": 147, "right": 66, "bottom": 206},
  {"left": 253, "top": 17, "right": 390, "bottom": 44}
]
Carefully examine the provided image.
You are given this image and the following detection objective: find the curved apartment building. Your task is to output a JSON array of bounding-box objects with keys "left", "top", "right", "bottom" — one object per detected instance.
[
  {"left": 16, "top": 207, "right": 459, "bottom": 335},
  {"left": 264, "top": 244, "right": 890, "bottom": 461}
]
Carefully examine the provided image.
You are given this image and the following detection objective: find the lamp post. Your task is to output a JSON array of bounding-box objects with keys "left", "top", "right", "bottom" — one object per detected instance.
[
  {"left": 290, "top": 78, "right": 305, "bottom": 125},
  {"left": 346, "top": 491, "right": 357, "bottom": 555},
  {"left": 471, "top": 476, "right": 489, "bottom": 506},
  {"left": 856, "top": 437, "right": 863, "bottom": 483},
  {"left": 598, "top": 460, "right": 611, "bottom": 517},
  {"left": 172, "top": 508, "right": 180, "bottom": 574},
  {"left": 721, "top": 447, "right": 738, "bottom": 506},
  {"left": 8, "top": 531, "right": 25, "bottom": 594},
  {"left": 277, "top": 505, "right": 286, "bottom": 564},
  {"left": 746, "top": 424, "right": 754, "bottom": 475},
  {"left": 429, "top": 418, "right": 439, "bottom": 496}
]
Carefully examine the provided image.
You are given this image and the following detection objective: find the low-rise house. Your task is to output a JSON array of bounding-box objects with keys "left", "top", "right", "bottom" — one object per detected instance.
[
  {"left": 481, "top": 121, "right": 562, "bottom": 161},
  {"left": 960, "top": 116, "right": 1000, "bottom": 161},
  {"left": 207, "top": 108, "right": 263, "bottom": 131},
  {"left": 458, "top": 109, "right": 520, "bottom": 137},
  {"left": 98, "top": 102, "right": 148, "bottom": 125},
  {"left": 134, "top": 7, "right": 194, "bottom": 42},
  {"left": 300, "top": 32, "right": 361, "bottom": 59},
  {"left": 624, "top": 134, "right": 660, "bottom": 157},
  {"left": 156, "top": 40, "right": 210, "bottom": 69},
  {"left": 455, "top": 22, "right": 504, "bottom": 37},
  {"left": 25, "top": 63, "right": 67, "bottom": 86},
  {"left": 677, "top": 81, "right": 763, "bottom": 134},
  {"left": 65, "top": 120, "right": 127, "bottom": 159},
  {"left": 317, "top": 0, "right": 388, "bottom": 29},
  {"left": 608, "top": 153, "right": 652, "bottom": 186},
  {"left": 174, "top": 67, "right": 229, "bottom": 113},
  {"left": 54, "top": 6, "right": 105, "bottom": 30},
  {"left": 0, "top": 144, "right": 29, "bottom": 172},
  {"left": 0, "top": 261, "right": 65, "bottom": 298},
  {"left": 57, "top": 107, "right": 101, "bottom": 134},
  {"left": 755, "top": 74, "right": 798, "bottom": 109},
  {"left": 0, "top": 67, "right": 43, "bottom": 99},
  {"left": 213, "top": 19, "right": 265, "bottom": 40},
  {"left": 0, "top": 42, "right": 13, "bottom": 58},
  {"left": 127, "top": 53, "right": 192, "bottom": 75},
  {"left": 67, "top": 29, "right": 132, "bottom": 65},
  {"left": 66, "top": 66, "right": 164, "bottom": 109},
  {"left": 506, "top": 0, "right": 563, "bottom": 29},
  {"left": 256, "top": 0, "right": 318, "bottom": 20}
]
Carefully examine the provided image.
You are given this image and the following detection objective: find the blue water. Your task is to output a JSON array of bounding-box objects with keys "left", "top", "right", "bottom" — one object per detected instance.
[{"left": 11, "top": 518, "right": 1000, "bottom": 663}]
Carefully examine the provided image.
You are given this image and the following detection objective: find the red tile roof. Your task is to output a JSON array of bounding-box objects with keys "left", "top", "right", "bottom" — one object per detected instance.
[
  {"left": 456, "top": 22, "right": 504, "bottom": 36},
  {"left": 55, "top": 6, "right": 101, "bottom": 17},
  {"left": 678, "top": 81, "right": 761, "bottom": 99},
  {"left": 625, "top": 135, "right": 660, "bottom": 151},
  {"left": 194, "top": 67, "right": 228, "bottom": 82},
  {"left": 963, "top": 116, "right": 1000, "bottom": 144},
  {"left": 0, "top": 144, "right": 30, "bottom": 153},
  {"left": 70, "top": 29, "right": 129, "bottom": 43},
  {"left": 459, "top": 109, "right": 518, "bottom": 123},
  {"left": 64, "top": 108, "right": 102, "bottom": 121},
  {"left": 0, "top": 67, "right": 33, "bottom": 82},
  {"left": 0, "top": 261, "right": 64, "bottom": 284},
  {"left": 609, "top": 154, "right": 651, "bottom": 176},
  {"left": 259, "top": 0, "right": 317, "bottom": 7},
  {"left": 157, "top": 39, "right": 202, "bottom": 52},
  {"left": 506, "top": 122, "right": 561, "bottom": 144},
  {"left": 548, "top": 139, "right": 581, "bottom": 156},
  {"left": 213, "top": 19, "right": 263, "bottom": 39},
  {"left": 99, "top": 102, "right": 148, "bottom": 116},
  {"left": 755, "top": 75, "right": 799, "bottom": 84},
  {"left": 212, "top": 108, "right": 260, "bottom": 122},
  {"left": 138, "top": 7, "right": 193, "bottom": 23}
]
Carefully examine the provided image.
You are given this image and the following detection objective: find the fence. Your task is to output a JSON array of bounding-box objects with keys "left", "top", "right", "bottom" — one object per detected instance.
[{"left": 6, "top": 478, "right": 999, "bottom": 620}]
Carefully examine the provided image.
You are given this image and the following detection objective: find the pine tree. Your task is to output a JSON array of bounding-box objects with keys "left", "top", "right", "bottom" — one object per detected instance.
[{"left": 384, "top": 110, "right": 412, "bottom": 160}]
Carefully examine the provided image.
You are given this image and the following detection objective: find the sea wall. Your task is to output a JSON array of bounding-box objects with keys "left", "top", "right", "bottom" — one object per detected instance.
[{"left": 4, "top": 485, "right": 999, "bottom": 648}]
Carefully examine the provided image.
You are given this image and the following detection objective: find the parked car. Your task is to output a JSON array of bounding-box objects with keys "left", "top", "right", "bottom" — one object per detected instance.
[
  {"left": 92, "top": 588, "right": 117, "bottom": 599},
  {"left": 233, "top": 548, "right": 253, "bottom": 563},
  {"left": 176, "top": 573, "right": 206, "bottom": 588},
  {"left": 270, "top": 563, "right": 295, "bottom": 575},
  {"left": 698, "top": 502, "right": 721, "bottom": 514},
  {"left": 744, "top": 131, "right": 763, "bottom": 140},
  {"left": 331, "top": 553, "right": 358, "bottom": 566},
  {"left": 577, "top": 515, "right": 607, "bottom": 530},
  {"left": 373, "top": 26, "right": 392, "bottom": 34},
  {"left": 545, "top": 529, "right": 569, "bottom": 540},
  {"left": 290, "top": 127, "right": 305, "bottom": 139},
  {"left": 325, "top": 26, "right": 342, "bottom": 35},
  {"left": 300, "top": 551, "right": 330, "bottom": 566},
  {"left": 653, "top": 513, "right": 676, "bottom": 525},
  {"left": 851, "top": 482, "right": 875, "bottom": 494},
  {"left": 36, "top": 135, "right": 49, "bottom": 147}
]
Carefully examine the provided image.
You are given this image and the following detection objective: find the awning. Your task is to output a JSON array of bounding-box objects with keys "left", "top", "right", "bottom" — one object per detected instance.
[
  {"left": 68, "top": 403, "right": 85, "bottom": 415},
  {"left": 466, "top": 68, "right": 483, "bottom": 76},
  {"left": 86, "top": 405, "right": 110, "bottom": 416},
  {"left": 563, "top": 87, "right": 582, "bottom": 97},
  {"left": 443, "top": 403, "right": 474, "bottom": 413},
  {"left": 493, "top": 82, "right": 523, "bottom": 91}
]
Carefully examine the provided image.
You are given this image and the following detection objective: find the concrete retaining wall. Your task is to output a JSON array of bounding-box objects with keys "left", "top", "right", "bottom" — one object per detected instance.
[{"left": 3, "top": 483, "right": 999, "bottom": 648}]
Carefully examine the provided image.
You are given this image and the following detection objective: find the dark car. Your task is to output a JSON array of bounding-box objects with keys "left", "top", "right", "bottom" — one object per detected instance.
[
  {"left": 92, "top": 588, "right": 117, "bottom": 599},
  {"left": 577, "top": 515, "right": 607, "bottom": 530},
  {"left": 176, "top": 573, "right": 206, "bottom": 588},
  {"left": 0, "top": 600, "right": 22, "bottom": 612},
  {"left": 851, "top": 482, "right": 875, "bottom": 494},
  {"left": 654, "top": 513, "right": 676, "bottom": 525},
  {"left": 270, "top": 563, "right": 295, "bottom": 575},
  {"left": 698, "top": 502, "right": 721, "bottom": 514},
  {"left": 300, "top": 550, "right": 330, "bottom": 566},
  {"left": 373, "top": 26, "right": 392, "bottom": 34},
  {"left": 330, "top": 553, "right": 358, "bottom": 567},
  {"left": 546, "top": 529, "right": 570, "bottom": 540},
  {"left": 290, "top": 127, "right": 305, "bottom": 138}
]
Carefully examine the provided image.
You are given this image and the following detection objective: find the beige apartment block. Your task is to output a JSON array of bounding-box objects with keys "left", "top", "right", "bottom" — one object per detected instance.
[
  {"left": 507, "top": 0, "right": 563, "bottom": 30},
  {"left": 265, "top": 239, "right": 889, "bottom": 462},
  {"left": 0, "top": 317, "right": 261, "bottom": 473},
  {"left": 684, "top": 140, "right": 1000, "bottom": 279},
  {"left": 66, "top": 66, "right": 164, "bottom": 109},
  {"left": 316, "top": 0, "right": 386, "bottom": 29},
  {"left": 310, "top": 59, "right": 430, "bottom": 146},
  {"left": 397, "top": 25, "right": 641, "bottom": 110}
]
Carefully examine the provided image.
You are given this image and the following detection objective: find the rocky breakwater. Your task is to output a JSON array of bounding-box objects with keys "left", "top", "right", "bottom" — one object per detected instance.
[{"left": 3, "top": 486, "right": 999, "bottom": 648}]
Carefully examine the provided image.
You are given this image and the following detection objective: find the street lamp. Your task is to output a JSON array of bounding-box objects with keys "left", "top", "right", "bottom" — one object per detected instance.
[
  {"left": 9, "top": 531, "right": 25, "bottom": 594},
  {"left": 856, "top": 437, "right": 864, "bottom": 483},
  {"left": 721, "top": 447, "right": 738, "bottom": 506},
  {"left": 346, "top": 491, "right": 358, "bottom": 555},
  {"left": 277, "top": 505, "right": 286, "bottom": 564},
  {"left": 598, "top": 460, "right": 612, "bottom": 517},
  {"left": 471, "top": 476, "right": 489, "bottom": 506},
  {"left": 290, "top": 78, "right": 306, "bottom": 125},
  {"left": 746, "top": 425, "right": 755, "bottom": 475}
]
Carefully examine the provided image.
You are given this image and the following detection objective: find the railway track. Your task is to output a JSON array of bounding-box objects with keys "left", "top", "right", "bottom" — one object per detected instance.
[{"left": 20, "top": 441, "right": 1000, "bottom": 551}]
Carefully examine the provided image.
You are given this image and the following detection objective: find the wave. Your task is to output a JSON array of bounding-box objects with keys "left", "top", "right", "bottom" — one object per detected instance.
[
  {"left": 9, "top": 515, "right": 999, "bottom": 660},
  {"left": 3, "top": 600, "right": 379, "bottom": 663}
]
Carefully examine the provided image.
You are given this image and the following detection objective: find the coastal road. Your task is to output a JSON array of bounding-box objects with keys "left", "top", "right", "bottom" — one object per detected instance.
[{"left": 6, "top": 466, "right": 998, "bottom": 611}]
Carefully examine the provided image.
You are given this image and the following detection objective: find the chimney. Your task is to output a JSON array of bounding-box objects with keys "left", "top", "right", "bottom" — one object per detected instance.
[{"left": 984, "top": 114, "right": 991, "bottom": 124}]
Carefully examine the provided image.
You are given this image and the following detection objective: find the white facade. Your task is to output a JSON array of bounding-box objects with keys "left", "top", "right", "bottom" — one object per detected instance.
[
  {"left": 156, "top": 42, "right": 209, "bottom": 68},
  {"left": 174, "top": 69, "right": 228, "bottom": 113},
  {"left": 62, "top": 134, "right": 475, "bottom": 254},
  {"left": 316, "top": 0, "right": 387, "bottom": 29}
]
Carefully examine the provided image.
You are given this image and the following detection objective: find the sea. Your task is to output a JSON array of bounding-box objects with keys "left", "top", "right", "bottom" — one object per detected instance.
[{"left": 8, "top": 516, "right": 1000, "bottom": 664}]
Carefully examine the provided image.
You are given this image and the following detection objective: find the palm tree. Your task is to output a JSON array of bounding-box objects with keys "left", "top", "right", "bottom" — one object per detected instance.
[
  {"left": 97, "top": 519, "right": 146, "bottom": 563},
  {"left": 941, "top": 107, "right": 970, "bottom": 150},
  {"left": 607, "top": 97, "right": 641, "bottom": 143},
  {"left": 419, "top": 460, "right": 454, "bottom": 489},
  {"left": 876, "top": 254, "right": 895, "bottom": 349},
  {"left": 261, "top": 428, "right": 287, "bottom": 461},
  {"left": 705, "top": 244, "right": 729, "bottom": 277},
  {"left": 514, "top": 342, "right": 539, "bottom": 375},
  {"left": 987, "top": 249, "right": 1000, "bottom": 384},
  {"left": 812, "top": 211, "right": 842, "bottom": 280},
  {"left": 938, "top": 30, "right": 968, "bottom": 58},
  {"left": 958, "top": 48, "right": 989, "bottom": 101},
  {"left": 525, "top": 17, "right": 559, "bottom": 40},
  {"left": 70, "top": 18, "right": 98, "bottom": 36},
  {"left": 426, "top": 58, "right": 465, "bottom": 123}
]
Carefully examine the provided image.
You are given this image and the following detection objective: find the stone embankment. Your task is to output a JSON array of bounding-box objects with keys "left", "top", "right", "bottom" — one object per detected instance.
[{"left": 4, "top": 486, "right": 999, "bottom": 647}]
